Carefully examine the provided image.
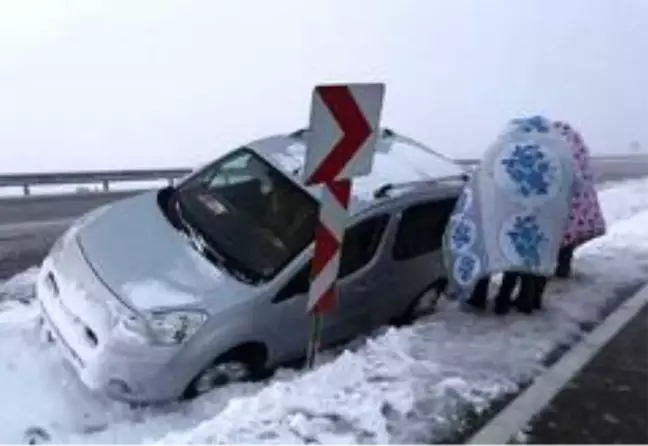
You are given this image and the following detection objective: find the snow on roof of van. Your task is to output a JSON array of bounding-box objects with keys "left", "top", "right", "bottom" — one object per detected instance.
[{"left": 249, "top": 129, "right": 468, "bottom": 212}]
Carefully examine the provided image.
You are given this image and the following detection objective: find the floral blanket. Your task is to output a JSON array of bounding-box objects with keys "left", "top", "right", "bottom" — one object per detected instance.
[
  {"left": 553, "top": 121, "right": 607, "bottom": 248},
  {"left": 442, "top": 116, "right": 576, "bottom": 293}
]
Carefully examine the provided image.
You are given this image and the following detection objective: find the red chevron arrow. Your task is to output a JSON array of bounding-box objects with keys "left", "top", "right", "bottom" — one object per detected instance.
[
  {"left": 309, "top": 181, "right": 351, "bottom": 276},
  {"left": 305, "top": 86, "right": 372, "bottom": 185},
  {"left": 308, "top": 180, "right": 351, "bottom": 313}
]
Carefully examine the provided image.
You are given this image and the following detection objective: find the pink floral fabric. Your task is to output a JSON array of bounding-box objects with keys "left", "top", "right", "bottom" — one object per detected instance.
[{"left": 553, "top": 121, "right": 607, "bottom": 247}]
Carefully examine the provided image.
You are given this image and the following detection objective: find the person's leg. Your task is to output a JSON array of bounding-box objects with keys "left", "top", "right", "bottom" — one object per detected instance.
[
  {"left": 466, "top": 276, "right": 489, "bottom": 310},
  {"left": 565, "top": 245, "right": 575, "bottom": 274},
  {"left": 515, "top": 273, "right": 549, "bottom": 313},
  {"left": 533, "top": 275, "right": 549, "bottom": 310},
  {"left": 494, "top": 272, "right": 518, "bottom": 315},
  {"left": 555, "top": 245, "right": 575, "bottom": 278},
  {"left": 514, "top": 273, "right": 535, "bottom": 314},
  {"left": 435, "top": 277, "right": 449, "bottom": 295}
]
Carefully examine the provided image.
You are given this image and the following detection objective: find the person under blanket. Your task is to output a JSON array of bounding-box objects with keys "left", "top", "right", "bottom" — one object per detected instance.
[
  {"left": 459, "top": 119, "right": 606, "bottom": 314},
  {"left": 552, "top": 120, "right": 607, "bottom": 278},
  {"left": 442, "top": 115, "right": 577, "bottom": 315}
]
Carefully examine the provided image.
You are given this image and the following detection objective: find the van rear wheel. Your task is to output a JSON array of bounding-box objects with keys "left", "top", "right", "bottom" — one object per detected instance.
[{"left": 393, "top": 280, "right": 444, "bottom": 326}]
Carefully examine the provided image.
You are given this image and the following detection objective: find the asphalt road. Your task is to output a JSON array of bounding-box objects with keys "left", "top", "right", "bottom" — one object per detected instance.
[
  {"left": 0, "top": 191, "right": 137, "bottom": 226},
  {"left": 0, "top": 191, "right": 138, "bottom": 280}
]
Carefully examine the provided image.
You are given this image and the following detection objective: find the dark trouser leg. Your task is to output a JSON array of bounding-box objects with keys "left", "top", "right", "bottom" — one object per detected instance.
[
  {"left": 494, "top": 272, "right": 519, "bottom": 315},
  {"left": 466, "top": 277, "right": 489, "bottom": 310},
  {"left": 514, "top": 273, "right": 534, "bottom": 314},
  {"left": 533, "top": 275, "right": 548, "bottom": 310},
  {"left": 515, "top": 273, "right": 548, "bottom": 313},
  {"left": 555, "top": 246, "right": 575, "bottom": 278}
]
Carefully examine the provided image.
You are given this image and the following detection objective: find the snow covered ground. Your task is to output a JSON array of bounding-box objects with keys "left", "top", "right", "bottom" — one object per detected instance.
[{"left": 1, "top": 177, "right": 648, "bottom": 444}]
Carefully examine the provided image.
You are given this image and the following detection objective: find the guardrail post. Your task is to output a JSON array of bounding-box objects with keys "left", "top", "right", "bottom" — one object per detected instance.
[
  {"left": 102, "top": 180, "right": 110, "bottom": 192},
  {"left": 23, "top": 184, "right": 30, "bottom": 196}
]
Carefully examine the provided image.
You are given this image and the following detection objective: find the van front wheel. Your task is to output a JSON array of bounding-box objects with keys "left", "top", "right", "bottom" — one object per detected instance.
[{"left": 182, "top": 346, "right": 266, "bottom": 400}]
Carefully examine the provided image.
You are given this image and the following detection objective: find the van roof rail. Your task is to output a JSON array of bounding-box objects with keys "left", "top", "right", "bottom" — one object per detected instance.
[
  {"left": 373, "top": 174, "right": 466, "bottom": 199},
  {"left": 292, "top": 127, "right": 397, "bottom": 140},
  {"left": 289, "top": 128, "right": 308, "bottom": 139},
  {"left": 382, "top": 128, "right": 396, "bottom": 138}
]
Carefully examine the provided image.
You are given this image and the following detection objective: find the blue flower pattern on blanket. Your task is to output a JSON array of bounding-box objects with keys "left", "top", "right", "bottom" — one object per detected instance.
[
  {"left": 506, "top": 215, "right": 547, "bottom": 268},
  {"left": 451, "top": 218, "right": 472, "bottom": 250},
  {"left": 501, "top": 143, "right": 553, "bottom": 197},
  {"left": 512, "top": 115, "right": 550, "bottom": 133},
  {"left": 456, "top": 255, "right": 478, "bottom": 284}
]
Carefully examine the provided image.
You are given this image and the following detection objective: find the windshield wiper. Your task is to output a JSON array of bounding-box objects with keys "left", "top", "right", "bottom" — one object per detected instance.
[
  {"left": 201, "top": 244, "right": 257, "bottom": 284},
  {"left": 174, "top": 199, "right": 200, "bottom": 243}
]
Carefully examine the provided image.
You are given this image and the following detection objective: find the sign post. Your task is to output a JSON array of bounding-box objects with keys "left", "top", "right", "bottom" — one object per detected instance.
[{"left": 302, "top": 83, "right": 385, "bottom": 368}]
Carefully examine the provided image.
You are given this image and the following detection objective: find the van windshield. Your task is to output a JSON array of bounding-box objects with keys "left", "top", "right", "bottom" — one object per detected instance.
[{"left": 175, "top": 148, "right": 318, "bottom": 283}]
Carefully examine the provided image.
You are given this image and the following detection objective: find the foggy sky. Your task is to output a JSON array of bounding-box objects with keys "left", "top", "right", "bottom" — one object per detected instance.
[{"left": 0, "top": 0, "right": 646, "bottom": 173}]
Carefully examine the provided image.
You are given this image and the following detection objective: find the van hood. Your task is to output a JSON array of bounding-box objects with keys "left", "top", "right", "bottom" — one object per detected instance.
[{"left": 75, "top": 191, "right": 253, "bottom": 312}]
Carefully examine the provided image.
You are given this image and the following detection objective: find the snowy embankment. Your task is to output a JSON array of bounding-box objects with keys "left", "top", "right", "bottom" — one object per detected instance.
[{"left": 0, "top": 177, "right": 647, "bottom": 444}]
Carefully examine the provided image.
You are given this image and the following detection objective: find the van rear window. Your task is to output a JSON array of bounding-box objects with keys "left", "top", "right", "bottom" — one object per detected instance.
[{"left": 393, "top": 198, "right": 457, "bottom": 260}]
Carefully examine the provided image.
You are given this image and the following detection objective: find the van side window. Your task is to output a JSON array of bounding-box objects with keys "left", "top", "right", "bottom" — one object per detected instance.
[
  {"left": 273, "top": 262, "right": 310, "bottom": 303},
  {"left": 339, "top": 214, "right": 390, "bottom": 278},
  {"left": 273, "top": 214, "right": 389, "bottom": 303},
  {"left": 392, "top": 198, "right": 456, "bottom": 261}
]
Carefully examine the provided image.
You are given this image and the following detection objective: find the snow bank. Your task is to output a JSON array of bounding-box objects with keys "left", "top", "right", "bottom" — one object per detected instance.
[
  {"left": 0, "top": 266, "right": 39, "bottom": 315},
  {"left": 597, "top": 177, "right": 648, "bottom": 223},
  {"left": 157, "top": 187, "right": 648, "bottom": 444}
]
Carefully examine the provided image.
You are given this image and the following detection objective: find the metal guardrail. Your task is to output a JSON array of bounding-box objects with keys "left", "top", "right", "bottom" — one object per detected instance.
[
  {"left": 0, "top": 154, "right": 646, "bottom": 196},
  {"left": 0, "top": 168, "right": 192, "bottom": 196}
]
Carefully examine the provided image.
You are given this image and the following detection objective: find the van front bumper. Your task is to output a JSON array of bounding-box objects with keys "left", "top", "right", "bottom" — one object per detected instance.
[{"left": 37, "top": 254, "right": 182, "bottom": 403}]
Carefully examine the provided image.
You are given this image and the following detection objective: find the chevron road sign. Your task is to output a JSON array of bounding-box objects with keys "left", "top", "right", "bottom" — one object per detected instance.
[{"left": 303, "top": 83, "right": 385, "bottom": 367}]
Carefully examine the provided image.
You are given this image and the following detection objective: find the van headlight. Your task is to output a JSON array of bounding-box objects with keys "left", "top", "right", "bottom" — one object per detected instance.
[
  {"left": 147, "top": 310, "right": 208, "bottom": 345},
  {"left": 114, "top": 313, "right": 151, "bottom": 342}
]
